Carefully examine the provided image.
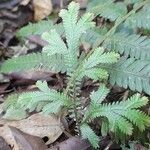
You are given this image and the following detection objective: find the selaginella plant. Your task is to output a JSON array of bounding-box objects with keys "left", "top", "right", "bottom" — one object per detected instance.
[{"left": 0, "top": 1, "right": 150, "bottom": 148}]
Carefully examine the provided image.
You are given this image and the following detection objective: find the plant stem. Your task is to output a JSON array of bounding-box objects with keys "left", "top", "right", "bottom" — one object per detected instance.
[
  {"left": 104, "top": 141, "right": 114, "bottom": 150},
  {"left": 65, "top": 0, "right": 149, "bottom": 95}
]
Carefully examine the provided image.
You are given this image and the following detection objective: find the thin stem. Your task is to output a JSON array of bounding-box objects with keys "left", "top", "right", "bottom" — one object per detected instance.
[
  {"left": 73, "top": 83, "right": 81, "bottom": 135},
  {"left": 65, "top": 0, "right": 148, "bottom": 95},
  {"left": 104, "top": 141, "right": 114, "bottom": 150}
]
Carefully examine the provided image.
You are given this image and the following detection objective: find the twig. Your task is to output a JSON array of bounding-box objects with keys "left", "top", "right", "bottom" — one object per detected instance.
[{"left": 104, "top": 141, "right": 113, "bottom": 150}]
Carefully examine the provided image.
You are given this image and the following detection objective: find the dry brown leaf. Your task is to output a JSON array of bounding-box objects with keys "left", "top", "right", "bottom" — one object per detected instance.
[
  {"left": 0, "top": 137, "right": 11, "bottom": 150},
  {"left": 9, "top": 126, "right": 47, "bottom": 150},
  {"left": 0, "top": 113, "right": 63, "bottom": 150},
  {"left": 49, "top": 137, "right": 91, "bottom": 150},
  {"left": 33, "top": 0, "right": 53, "bottom": 21}
]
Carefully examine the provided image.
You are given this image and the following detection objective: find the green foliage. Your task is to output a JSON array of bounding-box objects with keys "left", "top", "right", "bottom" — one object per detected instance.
[
  {"left": 87, "top": 0, "right": 127, "bottom": 21},
  {"left": 16, "top": 20, "right": 63, "bottom": 39},
  {"left": 59, "top": 2, "right": 95, "bottom": 72},
  {"left": 125, "top": 5, "right": 150, "bottom": 29},
  {"left": 80, "top": 124, "right": 99, "bottom": 148},
  {"left": 81, "top": 85, "right": 150, "bottom": 147},
  {"left": 0, "top": 1, "right": 150, "bottom": 149},
  {"left": 81, "top": 47, "right": 119, "bottom": 81},
  {"left": 104, "top": 33, "right": 150, "bottom": 59},
  {"left": 42, "top": 30, "right": 68, "bottom": 56},
  {"left": 0, "top": 53, "right": 67, "bottom": 73},
  {"left": 101, "top": 57, "right": 150, "bottom": 95},
  {"left": 2, "top": 94, "right": 28, "bottom": 120},
  {"left": 82, "top": 86, "right": 150, "bottom": 146},
  {"left": 81, "top": 27, "right": 108, "bottom": 47}
]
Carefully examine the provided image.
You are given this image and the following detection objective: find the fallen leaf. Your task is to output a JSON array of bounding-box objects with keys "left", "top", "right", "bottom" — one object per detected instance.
[
  {"left": 0, "top": 113, "right": 63, "bottom": 149},
  {"left": 0, "top": 137, "right": 11, "bottom": 150},
  {"left": 49, "top": 137, "right": 91, "bottom": 150},
  {"left": 33, "top": 0, "right": 53, "bottom": 21},
  {"left": 9, "top": 126, "right": 47, "bottom": 150}
]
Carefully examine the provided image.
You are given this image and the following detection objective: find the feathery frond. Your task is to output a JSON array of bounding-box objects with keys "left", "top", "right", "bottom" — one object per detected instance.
[
  {"left": 84, "top": 68, "right": 108, "bottom": 81},
  {"left": 59, "top": 2, "right": 95, "bottom": 72},
  {"left": 101, "top": 57, "right": 150, "bottom": 95},
  {"left": 16, "top": 20, "right": 64, "bottom": 39},
  {"left": 2, "top": 94, "right": 28, "bottom": 120},
  {"left": 83, "top": 47, "right": 119, "bottom": 69},
  {"left": 16, "top": 81, "right": 72, "bottom": 112},
  {"left": 104, "top": 33, "right": 150, "bottom": 59},
  {"left": 85, "top": 93, "right": 150, "bottom": 135},
  {"left": 80, "top": 124, "right": 99, "bottom": 148},
  {"left": 78, "top": 47, "right": 119, "bottom": 81},
  {"left": 87, "top": 0, "right": 127, "bottom": 21},
  {"left": 42, "top": 30, "right": 68, "bottom": 56},
  {"left": 81, "top": 27, "right": 108, "bottom": 47},
  {"left": 90, "top": 84, "right": 109, "bottom": 104},
  {"left": 125, "top": 5, "right": 150, "bottom": 29},
  {"left": 0, "top": 53, "right": 67, "bottom": 73}
]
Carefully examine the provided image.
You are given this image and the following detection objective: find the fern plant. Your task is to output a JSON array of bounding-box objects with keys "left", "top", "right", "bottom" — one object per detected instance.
[
  {"left": 0, "top": 1, "right": 150, "bottom": 149},
  {"left": 85, "top": 0, "right": 150, "bottom": 95}
]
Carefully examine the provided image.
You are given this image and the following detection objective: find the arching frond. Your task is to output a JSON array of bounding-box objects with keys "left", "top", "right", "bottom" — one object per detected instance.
[
  {"left": 104, "top": 33, "right": 150, "bottom": 59},
  {"left": 87, "top": 0, "right": 127, "bottom": 21},
  {"left": 16, "top": 20, "right": 64, "bottom": 39},
  {"left": 42, "top": 30, "right": 68, "bottom": 56},
  {"left": 80, "top": 124, "right": 99, "bottom": 148},
  {"left": 59, "top": 2, "right": 95, "bottom": 72},
  {"left": 101, "top": 57, "right": 150, "bottom": 95},
  {"left": 125, "top": 5, "right": 150, "bottom": 29},
  {"left": 0, "top": 53, "right": 67, "bottom": 73},
  {"left": 85, "top": 93, "right": 150, "bottom": 135},
  {"left": 83, "top": 47, "right": 119, "bottom": 69}
]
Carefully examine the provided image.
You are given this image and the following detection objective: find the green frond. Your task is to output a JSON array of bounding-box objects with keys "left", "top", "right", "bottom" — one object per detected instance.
[
  {"left": 104, "top": 33, "right": 150, "bottom": 59},
  {"left": 15, "top": 81, "right": 72, "bottom": 112},
  {"left": 36, "top": 80, "right": 50, "bottom": 92},
  {"left": 84, "top": 68, "right": 108, "bottom": 81},
  {"left": 101, "top": 57, "right": 150, "bottom": 95},
  {"left": 125, "top": 5, "right": 150, "bottom": 29},
  {"left": 119, "top": 94, "right": 148, "bottom": 109},
  {"left": 101, "top": 120, "right": 109, "bottom": 136},
  {"left": 16, "top": 20, "right": 64, "bottom": 39},
  {"left": 81, "top": 27, "right": 108, "bottom": 47},
  {"left": 42, "top": 30, "right": 68, "bottom": 56},
  {"left": 2, "top": 94, "right": 18, "bottom": 110},
  {"left": 17, "top": 91, "right": 53, "bottom": 110},
  {"left": 122, "top": 109, "right": 150, "bottom": 131},
  {"left": 80, "top": 124, "right": 99, "bottom": 148},
  {"left": 2, "top": 107, "right": 28, "bottom": 120},
  {"left": 2, "top": 94, "right": 28, "bottom": 120},
  {"left": 86, "top": 94, "right": 150, "bottom": 135},
  {"left": 90, "top": 84, "right": 109, "bottom": 104},
  {"left": 0, "top": 53, "right": 67, "bottom": 73},
  {"left": 114, "top": 117, "right": 133, "bottom": 135},
  {"left": 36, "top": 102, "right": 49, "bottom": 112},
  {"left": 87, "top": 0, "right": 127, "bottom": 21},
  {"left": 36, "top": 80, "right": 72, "bottom": 106},
  {"left": 59, "top": 2, "right": 95, "bottom": 72},
  {"left": 76, "top": 13, "right": 95, "bottom": 33},
  {"left": 42, "top": 101, "right": 62, "bottom": 115},
  {"left": 83, "top": 47, "right": 119, "bottom": 69}
]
